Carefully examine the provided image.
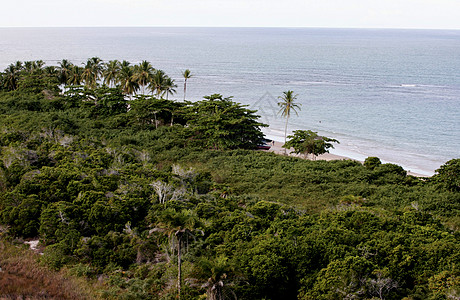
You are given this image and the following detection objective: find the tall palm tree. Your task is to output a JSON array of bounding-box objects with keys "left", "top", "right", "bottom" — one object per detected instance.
[
  {"left": 164, "top": 76, "right": 177, "bottom": 100},
  {"left": 3, "top": 63, "right": 21, "bottom": 91},
  {"left": 182, "top": 69, "right": 192, "bottom": 101},
  {"left": 57, "top": 59, "right": 73, "bottom": 86},
  {"left": 82, "top": 61, "right": 95, "bottom": 88},
  {"left": 118, "top": 65, "right": 139, "bottom": 99},
  {"left": 43, "top": 66, "right": 58, "bottom": 77},
  {"left": 35, "top": 60, "right": 45, "bottom": 70},
  {"left": 23, "top": 60, "right": 44, "bottom": 75},
  {"left": 151, "top": 69, "right": 167, "bottom": 98},
  {"left": 103, "top": 60, "right": 121, "bottom": 87},
  {"left": 68, "top": 65, "right": 83, "bottom": 85},
  {"left": 14, "top": 61, "right": 24, "bottom": 71},
  {"left": 133, "top": 60, "right": 154, "bottom": 94},
  {"left": 278, "top": 90, "right": 301, "bottom": 153},
  {"left": 120, "top": 60, "right": 131, "bottom": 69},
  {"left": 154, "top": 208, "right": 200, "bottom": 300},
  {"left": 23, "top": 61, "right": 35, "bottom": 73},
  {"left": 82, "top": 57, "right": 103, "bottom": 88}
]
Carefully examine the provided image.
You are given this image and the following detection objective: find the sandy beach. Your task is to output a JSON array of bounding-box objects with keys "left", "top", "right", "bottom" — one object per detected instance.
[{"left": 266, "top": 141, "right": 428, "bottom": 177}]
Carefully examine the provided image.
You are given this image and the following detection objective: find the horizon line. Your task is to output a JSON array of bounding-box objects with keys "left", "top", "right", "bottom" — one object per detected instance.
[{"left": 1, "top": 25, "right": 460, "bottom": 31}]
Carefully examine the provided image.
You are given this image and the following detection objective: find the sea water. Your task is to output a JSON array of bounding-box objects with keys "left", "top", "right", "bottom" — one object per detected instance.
[{"left": 1, "top": 27, "right": 459, "bottom": 175}]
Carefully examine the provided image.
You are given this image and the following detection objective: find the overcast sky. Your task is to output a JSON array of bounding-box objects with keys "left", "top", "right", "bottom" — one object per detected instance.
[{"left": 2, "top": 0, "right": 460, "bottom": 29}]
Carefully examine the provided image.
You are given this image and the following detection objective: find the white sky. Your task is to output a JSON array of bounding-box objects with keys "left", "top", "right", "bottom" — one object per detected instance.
[{"left": 2, "top": 0, "right": 460, "bottom": 29}]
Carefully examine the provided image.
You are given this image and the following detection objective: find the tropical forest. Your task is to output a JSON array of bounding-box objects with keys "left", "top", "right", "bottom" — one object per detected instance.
[{"left": 0, "top": 58, "right": 459, "bottom": 300}]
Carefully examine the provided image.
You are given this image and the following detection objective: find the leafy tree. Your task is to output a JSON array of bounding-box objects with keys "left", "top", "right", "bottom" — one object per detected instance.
[
  {"left": 283, "top": 129, "right": 339, "bottom": 159},
  {"left": 433, "top": 158, "right": 460, "bottom": 191},
  {"left": 278, "top": 90, "right": 301, "bottom": 152},
  {"left": 306, "top": 256, "right": 375, "bottom": 300},
  {"left": 129, "top": 95, "right": 182, "bottom": 129},
  {"left": 185, "top": 94, "right": 267, "bottom": 150},
  {"left": 364, "top": 156, "right": 382, "bottom": 170}
]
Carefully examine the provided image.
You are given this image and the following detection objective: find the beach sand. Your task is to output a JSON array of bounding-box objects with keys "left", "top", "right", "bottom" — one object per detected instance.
[{"left": 265, "top": 141, "right": 427, "bottom": 177}]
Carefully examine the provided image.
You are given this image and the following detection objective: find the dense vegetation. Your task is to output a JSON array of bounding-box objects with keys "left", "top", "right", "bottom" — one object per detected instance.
[{"left": 0, "top": 59, "right": 459, "bottom": 300}]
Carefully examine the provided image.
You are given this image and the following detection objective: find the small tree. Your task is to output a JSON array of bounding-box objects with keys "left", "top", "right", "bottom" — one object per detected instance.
[
  {"left": 364, "top": 157, "right": 382, "bottom": 170},
  {"left": 283, "top": 130, "right": 339, "bottom": 160}
]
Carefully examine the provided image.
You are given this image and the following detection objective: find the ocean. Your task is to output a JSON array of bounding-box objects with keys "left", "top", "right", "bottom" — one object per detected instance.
[{"left": 1, "top": 27, "right": 459, "bottom": 175}]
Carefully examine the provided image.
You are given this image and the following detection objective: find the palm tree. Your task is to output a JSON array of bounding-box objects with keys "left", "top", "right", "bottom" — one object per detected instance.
[
  {"left": 164, "top": 76, "right": 177, "bottom": 100},
  {"left": 3, "top": 63, "right": 21, "bottom": 91},
  {"left": 23, "top": 60, "right": 44, "bottom": 75},
  {"left": 68, "top": 65, "right": 83, "bottom": 85},
  {"left": 196, "top": 256, "right": 237, "bottom": 300},
  {"left": 23, "top": 61, "right": 35, "bottom": 73},
  {"left": 43, "top": 66, "right": 58, "bottom": 77},
  {"left": 14, "top": 61, "right": 24, "bottom": 71},
  {"left": 118, "top": 66, "right": 139, "bottom": 98},
  {"left": 120, "top": 60, "right": 131, "bottom": 69},
  {"left": 151, "top": 69, "right": 167, "bottom": 98},
  {"left": 82, "top": 61, "right": 95, "bottom": 88},
  {"left": 103, "top": 60, "right": 121, "bottom": 87},
  {"left": 35, "top": 60, "right": 45, "bottom": 70},
  {"left": 182, "top": 69, "right": 192, "bottom": 100},
  {"left": 57, "top": 59, "right": 73, "bottom": 86},
  {"left": 82, "top": 57, "right": 103, "bottom": 88},
  {"left": 133, "top": 60, "right": 154, "bottom": 94},
  {"left": 154, "top": 208, "right": 201, "bottom": 300},
  {"left": 278, "top": 90, "right": 301, "bottom": 153}
]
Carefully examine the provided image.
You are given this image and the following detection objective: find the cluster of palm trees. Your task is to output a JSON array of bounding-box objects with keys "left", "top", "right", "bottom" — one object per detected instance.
[
  {"left": 1, "top": 58, "right": 193, "bottom": 100},
  {"left": 0, "top": 60, "right": 59, "bottom": 91}
]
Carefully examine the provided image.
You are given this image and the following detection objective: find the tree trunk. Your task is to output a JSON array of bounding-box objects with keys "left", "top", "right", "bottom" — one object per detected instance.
[
  {"left": 284, "top": 116, "right": 289, "bottom": 154},
  {"left": 183, "top": 80, "right": 187, "bottom": 101},
  {"left": 177, "top": 235, "right": 182, "bottom": 300}
]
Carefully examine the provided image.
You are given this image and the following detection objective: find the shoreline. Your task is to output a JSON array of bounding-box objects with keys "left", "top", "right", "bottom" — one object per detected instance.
[{"left": 266, "top": 141, "right": 429, "bottom": 178}]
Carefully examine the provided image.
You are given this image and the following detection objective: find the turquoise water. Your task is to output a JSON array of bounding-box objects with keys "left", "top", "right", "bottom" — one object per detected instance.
[{"left": 1, "top": 27, "right": 459, "bottom": 175}]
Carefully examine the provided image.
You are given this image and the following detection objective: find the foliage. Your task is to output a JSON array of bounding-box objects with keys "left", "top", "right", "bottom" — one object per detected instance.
[
  {"left": 433, "top": 158, "right": 460, "bottom": 192},
  {"left": 184, "top": 94, "right": 267, "bottom": 150},
  {"left": 0, "top": 59, "right": 459, "bottom": 300},
  {"left": 283, "top": 129, "right": 339, "bottom": 159}
]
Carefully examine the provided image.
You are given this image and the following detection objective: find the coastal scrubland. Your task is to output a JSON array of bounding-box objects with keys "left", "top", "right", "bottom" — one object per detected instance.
[{"left": 0, "top": 59, "right": 459, "bottom": 299}]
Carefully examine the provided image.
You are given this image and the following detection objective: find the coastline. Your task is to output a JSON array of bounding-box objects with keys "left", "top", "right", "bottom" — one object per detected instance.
[{"left": 266, "top": 141, "right": 429, "bottom": 178}]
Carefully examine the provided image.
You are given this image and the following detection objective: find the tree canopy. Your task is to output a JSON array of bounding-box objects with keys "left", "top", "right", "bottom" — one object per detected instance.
[{"left": 283, "top": 129, "right": 339, "bottom": 159}]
